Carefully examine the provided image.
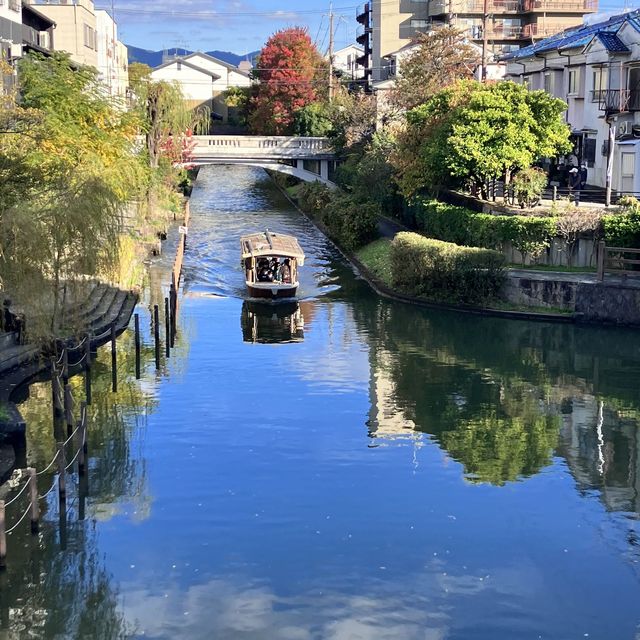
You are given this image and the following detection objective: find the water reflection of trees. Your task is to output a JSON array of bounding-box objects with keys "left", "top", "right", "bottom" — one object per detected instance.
[
  {"left": 4, "top": 315, "right": 161, "bottom": 635},
  {"left": 353, "top": 295, "right": 640, "bottom": 491}
]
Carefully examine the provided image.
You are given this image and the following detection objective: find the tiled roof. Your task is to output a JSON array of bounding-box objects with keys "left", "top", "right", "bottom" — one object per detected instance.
[
  {"left": 595, "top": 31, "right": 630, "bottom": 52},
  {"left": 502, "top": 9, "right": 640, "bottom": 61}
]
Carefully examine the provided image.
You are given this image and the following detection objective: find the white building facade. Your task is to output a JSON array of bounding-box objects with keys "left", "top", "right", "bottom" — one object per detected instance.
[
  {"left": 95, "top": 10, "right": 128, "bottom": 98},
  {"left": 330, "top": 44, "right": 364, "bottom": 81},
  {"left": 150, "top": 52, "right": 251, "bottom": 123},
  {"left": 504, "top": 10, "right": 640, "bottom": 193}
]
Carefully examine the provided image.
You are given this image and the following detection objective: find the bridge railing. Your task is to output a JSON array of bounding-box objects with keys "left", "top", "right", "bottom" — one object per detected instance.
[{"left": 191, "top": 135, "right": 334, "bottom": 157}]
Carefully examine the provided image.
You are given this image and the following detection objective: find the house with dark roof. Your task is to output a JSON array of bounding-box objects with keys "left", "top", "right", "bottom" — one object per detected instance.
[
  {"left": 502, "top": 10, "right": 640, "bottom": 193},
  {"left": 150, "top": 52, "right": 251, "bottom": 124}
]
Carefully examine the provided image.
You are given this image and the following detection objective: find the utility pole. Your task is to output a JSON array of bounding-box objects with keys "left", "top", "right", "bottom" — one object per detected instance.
[
  {"left": 328, "top": 2, "right": 335, "bottom": 102},
  {"left": 481, "top": 0, "right": 489, "bottom": 81}
]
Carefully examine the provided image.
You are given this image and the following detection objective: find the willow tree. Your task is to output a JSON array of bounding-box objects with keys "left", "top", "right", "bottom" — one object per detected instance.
[{"left": 0, "top": 52, "right": 147, "bottom": 334}]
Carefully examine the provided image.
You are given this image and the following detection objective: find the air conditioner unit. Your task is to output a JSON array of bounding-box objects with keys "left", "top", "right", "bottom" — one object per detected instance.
[{"left": 617, "top": 121, "right": 631, "bottom": 137}]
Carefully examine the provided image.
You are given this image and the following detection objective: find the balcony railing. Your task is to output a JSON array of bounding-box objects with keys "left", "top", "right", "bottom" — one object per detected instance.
[
  {"left": 487, "top": 25, "right": 524, "bottom": 38},
  {"left": 522, "top": 0, "right": 597, "bottom": 11},
  {"left": 22, "top": 25, "right": 52, "bottom": 51},
  {"left": 458, "top": 0, "right": 522, "bottom": 12},
  {"left": 522, "top": 23, "right": 568, "bottom": 37},
  {"left": 592, "top": 89, "right": 640, "bottom": 113}
]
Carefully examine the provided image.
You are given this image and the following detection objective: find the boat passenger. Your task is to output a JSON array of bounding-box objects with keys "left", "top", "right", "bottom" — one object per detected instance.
[
  {"left": 270, "top": 257, "right": 280, "bottom": 282},
  {"left": 279, "top": 258, "right": 292, "bottom": 284},
  {"left": 257, "top": 259, "right": 271, "bottom": 282}
]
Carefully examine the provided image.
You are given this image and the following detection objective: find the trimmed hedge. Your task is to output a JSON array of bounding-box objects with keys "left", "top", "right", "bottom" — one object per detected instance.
[
  {"left": 414, "top": 198, "right": 558, "bottom": 260},
  {"left": 602, "top": 208, "right": 640, "bottom": 248},
  {"left": 321, "top": 192, "right": 379, "bottom": 250},
  {"left": 390, "top": 232, "right": 506, "bottom": 304}
]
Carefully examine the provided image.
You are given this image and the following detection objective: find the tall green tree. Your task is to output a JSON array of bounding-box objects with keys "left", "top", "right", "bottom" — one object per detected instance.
[
  {"left": 393, "top": 80, "right": 571, "bottom": 198},
  {"left": 0, "top": 52, "right": 146, "bottom": 334},
  {"left": 391, "top": 27, "right": 481, "bottom": 111}
]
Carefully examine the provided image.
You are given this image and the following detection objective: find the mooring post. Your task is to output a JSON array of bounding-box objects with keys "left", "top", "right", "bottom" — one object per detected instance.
[
  {"left": 51, "top": 358, "right": 62, "bottom": 419},
  {"left": 57, "top": 442, "right": 66, "bottom": 503},
  {"left": 64, "top": 384, "right": 73, "bottom": 437},
  {"left": 62, "top": 348, "right": 69, "bottom": 384},
  {"left": 81, "top": 401, "right": 88, "bottom": 457},
  {"left": 84, "top": 333, "right": 91, "bottom": 370},
  {"left": 552, "top": 185, "right": 558, "bottom": 202},
  {"left": 164, "top": 297, "right": 170, "bottom": 359},
  {"left": 134, "top": 313, "right": 141, "bottom": 380},
  {"left": 27, "top": 468, "right": 39, "bottom": 535},
  {"left": 110, "top": 323, "right": 117, "bottom": 393},
  {"left": 0, "top": 501, "right": 6, "bottom": 571},
  {"left": 169, "top": 283, "right": 177, "bottom": 347},
  {"left": 154, "top": 304, "right": 160, "bottom": 370},
  {"left": 76, "top": 419, "right": 85, "bottom": 476}
]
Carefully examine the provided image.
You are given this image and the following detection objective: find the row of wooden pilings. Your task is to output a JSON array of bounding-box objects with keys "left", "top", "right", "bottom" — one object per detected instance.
[{"left": 0, "top": 200, "right": 191, "bottom": 569}]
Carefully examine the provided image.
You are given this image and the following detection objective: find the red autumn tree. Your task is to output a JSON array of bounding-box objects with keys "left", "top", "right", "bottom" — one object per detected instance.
[{"left": 249, "top": 27, "right": 328, "bottom": 135}]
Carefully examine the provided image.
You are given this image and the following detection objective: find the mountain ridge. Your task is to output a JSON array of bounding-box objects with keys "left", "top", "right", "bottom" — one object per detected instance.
[{"left": 127, "top": 45, "right": 259, "bottom": 68}]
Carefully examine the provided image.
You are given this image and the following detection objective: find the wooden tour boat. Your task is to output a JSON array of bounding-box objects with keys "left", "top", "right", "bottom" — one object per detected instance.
[{"left": 240, "top": 230, "right": 305, "bottom": 299}]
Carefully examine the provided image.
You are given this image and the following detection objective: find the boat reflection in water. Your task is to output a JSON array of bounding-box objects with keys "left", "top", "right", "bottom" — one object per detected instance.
[{"left": 241, "top": 301, "right": 305, "bottom": 344}]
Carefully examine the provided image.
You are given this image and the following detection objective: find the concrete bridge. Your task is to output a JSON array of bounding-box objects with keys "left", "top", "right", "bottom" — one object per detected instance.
[{"left": 186, "top": 135, "right": 337, "bottom": 186}]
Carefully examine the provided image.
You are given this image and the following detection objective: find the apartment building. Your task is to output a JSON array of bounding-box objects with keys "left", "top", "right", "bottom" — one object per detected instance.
[
  {"left": 357, "top": 0, "right": 596, "bottom": 83},
  {"left": 28, "top": 0, "right": 98, "bottom": 67},
  {"left": 429, "top": 0, "right": 597, "bottom": 56},
  {"left": 95, "top": 10, "right": 128, "bottom": 97},
  {"left": 503, "top": 10, "right": 640, "bottom": 193},
  {"left": 1, "top": 2, "right": 55, "bottom": 94}
]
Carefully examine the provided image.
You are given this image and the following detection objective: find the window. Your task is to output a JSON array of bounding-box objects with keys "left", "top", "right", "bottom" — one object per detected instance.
[
  {"left": 522, "top": 75, "right": 532, "bottom": 90},
  {"left": 410, "top": 19, "right": 430, "bottom": 27},
  {"left": 568, "top": 69, "right": 579, "bottom": 94},
  {"left": 592, "top": 67, "right": 608, "bottom": 101},
  {"left": 544, "top": 73, "right": 552, "bottom": 94}
]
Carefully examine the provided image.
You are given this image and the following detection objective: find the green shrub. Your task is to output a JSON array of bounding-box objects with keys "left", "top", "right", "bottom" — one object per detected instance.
[
  {"left": 512, "top": 166, "right": 548, "bottom": 208},
  {"left": 390, "top": 231, "right": 505, "bottom": 304},
  {"left": 602, "top": 200, "right": 640, "bottom": 248},
  {"left": 297, "top": 181, "right": 332, "bottom": 213},
  {"left": 322, "top": 192, "right": 379, "bottom": 250},
  {"left": 414, "top": 198, "right": 558, "bottom": 263}
]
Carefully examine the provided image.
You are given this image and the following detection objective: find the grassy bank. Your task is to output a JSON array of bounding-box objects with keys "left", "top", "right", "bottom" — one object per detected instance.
[{"left": 356, "top": 239, "right": 393, "bottom": 286}]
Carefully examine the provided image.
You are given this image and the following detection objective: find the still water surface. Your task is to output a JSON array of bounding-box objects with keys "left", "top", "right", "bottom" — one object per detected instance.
[{"left": 3, "top": 165, "right": 640, "bottom": 639}]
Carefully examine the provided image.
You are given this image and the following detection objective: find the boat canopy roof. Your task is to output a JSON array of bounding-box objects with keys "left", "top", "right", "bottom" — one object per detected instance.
[{"left": 240, "top": 230, "right": 305, "bottom": 265}]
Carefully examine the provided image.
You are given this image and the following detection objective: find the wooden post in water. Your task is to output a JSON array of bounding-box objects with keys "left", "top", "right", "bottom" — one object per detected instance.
[
  {"left": 164, "top": 297, "right": 170, "bottom": 358},
  {"left": 110, "top": 323, "right": 117, "bottom": 393},
  {"left": 84, "top": 333, "right": 92, "bottom": 405},
  {"left": 62, "top": 348, "right": 69, "bottom": 385},
  {"left": 154, "top": 305, "right": 160, "bottom": 370},
  {"left": 134, "top": 313, "right": 141, "bottom": 379},
  {"left": 57, "top": 442, "right": 66, "bottom": 504},
  {"left": 64, "top": 384, "right": 73, "bottom": 437},
  {"left": 51, "top": 358, "right": 63, "bottom": 419},
  {"left": 76, "top": 419, "right": 85, "bottom": 476},
  {"left": 27, "top": 468, "right": 39, "bottom": 534},
  {"left": 0, "top": 501, "right": 6, "bottom": 570},
  {"left": 169, "top": 283, "right": 177, "bottom": 347},
  {"left": 81, "top": 402, "right": 88, "bottom": 457}
]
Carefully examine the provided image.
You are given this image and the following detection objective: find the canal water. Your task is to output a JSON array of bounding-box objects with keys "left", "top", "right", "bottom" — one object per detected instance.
[{"left": 2, "top": 165, "right": 640, "bottom": 639}]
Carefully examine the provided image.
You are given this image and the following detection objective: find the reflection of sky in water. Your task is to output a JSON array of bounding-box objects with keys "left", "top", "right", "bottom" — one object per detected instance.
[{"left": 7, "top": 165, "right": 640, "bottom": 639}]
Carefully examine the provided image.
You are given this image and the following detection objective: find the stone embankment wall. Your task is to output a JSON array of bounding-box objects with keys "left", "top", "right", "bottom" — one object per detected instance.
[{"left": 504, "top": 272, "right": 640, "bottom": 325}]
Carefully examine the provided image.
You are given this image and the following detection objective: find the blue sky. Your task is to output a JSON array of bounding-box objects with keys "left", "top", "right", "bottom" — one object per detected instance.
[
  {"left": 97, "top": 0, "right": 633, "bottom": 54},
  {"left": 97, "top": 0, "right": 358, "bottom": 54}
]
